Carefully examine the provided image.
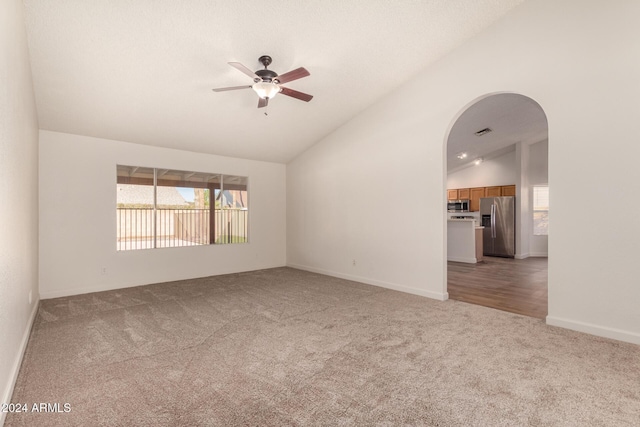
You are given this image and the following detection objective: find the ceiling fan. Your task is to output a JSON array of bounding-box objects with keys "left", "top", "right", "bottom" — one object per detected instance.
[{"left": 212, "top": 55, "right": 313, "bottom": 108}]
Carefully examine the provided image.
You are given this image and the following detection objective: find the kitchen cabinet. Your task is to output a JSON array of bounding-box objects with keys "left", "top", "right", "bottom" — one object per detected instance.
[
  {"left": 485, "top": 186, "right": 502, "bottom": 197},
  {"left": 447, "top": 219, "right": 478, "bottom": 263},
  {"left": 501, "top": 185, "right": 516, "bottom": 196},
  {"left": 488, "top": 185, "right": 516, "bottom": 196},
  {"left": 449, "top": 185, "right": 516, "bottom": 211},
  {"left": 448, "top": 188, "right": 470, "bottom": 200},
  {"left": 469, "top": 187, "right": 485, "bottom": 212}
]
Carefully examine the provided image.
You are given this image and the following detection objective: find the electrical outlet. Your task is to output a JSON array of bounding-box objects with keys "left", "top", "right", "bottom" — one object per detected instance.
[
  {"left": 28, "top": 290, "right": 32, "bottom": 305},
  {"left": 101, "top": 267, "right": 107, "bottom": 275},
  {"left": 352, "top": 259, "right": 356, "bottom": 266}
]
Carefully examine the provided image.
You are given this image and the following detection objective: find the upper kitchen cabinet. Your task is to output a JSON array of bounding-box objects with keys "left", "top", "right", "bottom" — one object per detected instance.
[
  {"left": 449, "top": 185, "right": 516, "bottom": 211},
  {"left": 469, "top": 187, "right": 486, "bottom": 211},
  {"left": 485, "top": 185, "right": 516, "bottom": 197},
  {"left": 501, "top": 185, "right": 516, "bottom": 196},
  {"left": 485, "top": 186, "right": 502, "bottom": 197},
  {"left": 457, "top": 188, "right": 470, "bottom": 199},
  {"left": 448, "top": 188, "right": 470, "bottom": 200}
]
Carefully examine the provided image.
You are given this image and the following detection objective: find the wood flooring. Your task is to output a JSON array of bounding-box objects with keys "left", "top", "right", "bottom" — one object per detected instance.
[{"left": 447, "top": 256, "right": 548, "bottom": 319}]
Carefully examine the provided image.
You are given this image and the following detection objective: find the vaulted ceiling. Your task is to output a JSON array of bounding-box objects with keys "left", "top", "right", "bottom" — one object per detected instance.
[
  {"left": 447, "top": 93, "right": 548, "bottom": 173},
  {"left": 23, "top": 0, "right": 524, "bottom": 163}
]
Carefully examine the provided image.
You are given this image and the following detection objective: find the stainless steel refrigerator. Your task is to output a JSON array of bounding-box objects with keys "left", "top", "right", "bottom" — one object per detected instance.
[{"left": 480, "top": 196, "right": 515, "bottom": 258}]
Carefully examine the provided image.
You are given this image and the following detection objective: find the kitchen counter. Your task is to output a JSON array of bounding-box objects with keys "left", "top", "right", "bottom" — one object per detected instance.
[{"left": 447, "top": 219, "right": 484, "bottom": 263}]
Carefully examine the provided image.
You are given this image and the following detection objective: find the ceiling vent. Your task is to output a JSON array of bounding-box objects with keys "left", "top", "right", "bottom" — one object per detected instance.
[{"left": 474, "top": 127, "right": 493, "bottom": 136}]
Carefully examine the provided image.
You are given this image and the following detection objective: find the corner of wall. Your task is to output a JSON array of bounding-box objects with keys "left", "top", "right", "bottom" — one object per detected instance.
[{"left": 287, "top": 263, "right": 449, "bottom": 302}]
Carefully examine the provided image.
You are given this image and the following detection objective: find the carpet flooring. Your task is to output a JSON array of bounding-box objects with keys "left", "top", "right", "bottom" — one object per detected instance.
[{"left": 6, "top": 267, "right": 640, "bottom": 426}]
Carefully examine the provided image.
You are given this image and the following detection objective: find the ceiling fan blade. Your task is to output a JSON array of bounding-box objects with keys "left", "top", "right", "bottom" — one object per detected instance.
[
  {"left": 212, "top": 85, "right": 252, "bottom": 92},
  {"left": 275, "top": 67, "right": 310, "bottom": 84},
  {"left": 229, "top": 62, "right": 259, "bottom": 79},
  {"left": 258, "top": 97, "right": 268, "bottom": 108},
  {"left": 279, "top": 86, "right": 313, "bottom": 102}
]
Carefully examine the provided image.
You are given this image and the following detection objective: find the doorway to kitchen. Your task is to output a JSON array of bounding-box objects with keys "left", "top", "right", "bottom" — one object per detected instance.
[{"left": 444, "top": 93, "right": 549, "bottom": 319}]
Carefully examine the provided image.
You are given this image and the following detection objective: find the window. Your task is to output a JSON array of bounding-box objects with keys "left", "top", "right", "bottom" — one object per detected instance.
[
  {"left": 533, "top": 185, "right": 549, "bottom": 236},
  {"left": 116, "top": 165, "right": 248, "bottom": 251}
]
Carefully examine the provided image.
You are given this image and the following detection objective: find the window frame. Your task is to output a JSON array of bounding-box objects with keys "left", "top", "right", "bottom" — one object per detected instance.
[{"left": 532, "top": 184, "right": 549, "bottom": 236}]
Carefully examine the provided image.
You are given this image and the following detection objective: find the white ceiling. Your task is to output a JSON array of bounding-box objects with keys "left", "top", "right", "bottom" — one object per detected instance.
[
  {"left": 23, "top": 0, "right": 525, "bottom": 164},
  {"left": 447, "top": 93, "right": 548, "bottom": 173}
]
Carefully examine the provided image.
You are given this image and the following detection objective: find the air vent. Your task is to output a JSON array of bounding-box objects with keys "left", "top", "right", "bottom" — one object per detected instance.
[{"left": 475, "top": 127, "right": 492, "bottom": 136}]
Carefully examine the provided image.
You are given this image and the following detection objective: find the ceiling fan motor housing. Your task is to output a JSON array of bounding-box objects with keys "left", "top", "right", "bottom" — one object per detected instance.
[
  {"left": 255, "top": 55, "right": 279, "bottom": 82},
  {"left": 255, "top": 69, "right": 278, "bottom": 83}
]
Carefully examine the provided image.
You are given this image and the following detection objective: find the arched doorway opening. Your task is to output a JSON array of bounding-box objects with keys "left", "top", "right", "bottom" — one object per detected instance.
[{"left": 444, "top": 93, "right": 549, "bottom": 318}]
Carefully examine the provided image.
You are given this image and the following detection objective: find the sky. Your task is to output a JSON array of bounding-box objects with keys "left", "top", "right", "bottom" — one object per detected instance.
[{"left": 177, "top": 187, "right": 194, "bottom": 202}]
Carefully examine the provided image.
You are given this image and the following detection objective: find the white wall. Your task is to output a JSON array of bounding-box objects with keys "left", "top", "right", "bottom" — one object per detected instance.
[
  {"left": 287, "top": 105, "right": 447, "bottom": 300},
  {"left": 39, "top": 131, "right": 286, "bottom": 298},
  {"left": 447, "top": 149, "right": 516, "bottom": 189},
  {"left": 529, "top": 139, "right": 548, "bottom": 185},
  {"left": 0, "top": 0, "right": 40, "bottom": 421},
  {"left": 287, "top": 0, "right": 640, "bottom": 344}
]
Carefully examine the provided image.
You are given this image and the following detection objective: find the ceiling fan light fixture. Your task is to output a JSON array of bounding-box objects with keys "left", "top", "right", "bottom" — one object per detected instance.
[{"left": 252, "top": 81, "right": 280, "bottom": 99}]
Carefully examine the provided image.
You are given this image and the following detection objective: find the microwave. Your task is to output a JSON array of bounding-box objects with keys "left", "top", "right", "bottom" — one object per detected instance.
[{"left": 448, "top": 199, "right": 470, "bottom": 212}]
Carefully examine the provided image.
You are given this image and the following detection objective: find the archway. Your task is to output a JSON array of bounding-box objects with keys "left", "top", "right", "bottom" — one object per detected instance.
[{"left": 444, "top": 92, "right": 549, "bottom": 318}]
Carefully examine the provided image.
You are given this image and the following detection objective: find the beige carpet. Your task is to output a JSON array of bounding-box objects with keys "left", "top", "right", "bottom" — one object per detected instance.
[{"left": 7, "top": 267, "right": 640, "bottom": 426}]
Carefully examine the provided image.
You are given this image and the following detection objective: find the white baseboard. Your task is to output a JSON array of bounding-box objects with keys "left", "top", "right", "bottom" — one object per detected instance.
[
  {"left": 447, "top": 256, "right": 477, "bottom": 264},
  {"left": 40, "top": 264, "right": 288, "bottom": 299},
  {"left": 1, "top": 300, "right": 39, "bottom": 427},
  {"left": 39, "top": 280, "right": 152, "bottom": 300},
  {"left": 546, "top": 315, "right": 640, "bottom": 345},
  {"left": 287, "top": 263, "right": 448, "bottom": 301},
  {"left": 516, "top": 252, "right": 548, "bottom": 259}
]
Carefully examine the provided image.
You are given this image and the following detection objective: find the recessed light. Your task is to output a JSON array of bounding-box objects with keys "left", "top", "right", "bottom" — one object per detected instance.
[
  {"left": 474, "top": 158, "right": 483, "bottom": 165},
  {"left": 457, "top": 152, "right": 467, "bottom": 159}
]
